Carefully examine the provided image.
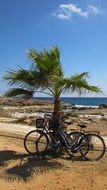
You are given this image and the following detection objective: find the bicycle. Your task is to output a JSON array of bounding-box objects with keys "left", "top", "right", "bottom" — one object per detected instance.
[
  {"left": 24, "top": 113, "right": 106, "bottom": 161},
  {"left": 35, "top": 116, "right": 106, "bottom": 161}
]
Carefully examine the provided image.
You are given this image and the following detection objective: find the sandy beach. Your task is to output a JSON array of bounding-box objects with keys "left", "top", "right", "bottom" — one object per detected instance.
[{"left": 0, "top": 98, "right": 107, "bottom": 190}]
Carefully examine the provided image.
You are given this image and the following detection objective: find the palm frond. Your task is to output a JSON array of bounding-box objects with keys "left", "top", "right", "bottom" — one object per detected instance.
[
  {"left": 4, "top": 88, "right": 34, "bottom": 98},
  {"left": 28, "top": 46, "right": 63, "bottom": 77},
  {"left": 3, "top": 67, "right": 50, "bottom": 89},
  {"left": 62, "top": 73, "right": 102, "bottom": 95},
  {"left": 3, "top": 68, "right": 34, "bottom": 85},
  {"left": 51, "top": 73, "right": 102, "bottom": 96}
]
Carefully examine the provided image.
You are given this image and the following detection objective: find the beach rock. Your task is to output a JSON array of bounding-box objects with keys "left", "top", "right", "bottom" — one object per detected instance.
[
  {"left": 64, "top": 111, "right": 79, "bottom": 118},
  {"left": 26, "top": 118, "right": 36, "bottom": 125},
  {"left": 17, "top": 116, "right": 27, "bottom": 122},
  {"left": 101, "top": 114, "right": 107, "bottom": 120},
  {"left": 64, "top": 119, "right": 74, "bottom": 125},
  {"left": 99, "top": 104, "right": 107, "bottom": 108},
  {"left": 0, "top": 107, "right": 11, "bottom": 117},
  {"left": 78, "top": 119, "right": 90, "bottom": 125},
  {"left": 68, "top": 117, "right": 79, "bottom": 123},
  {"left": 0, "top": 97, "right": 53, "bottom": 107},
  {"left": 61, "top": 103, "right": 74, "bottom": 110}
]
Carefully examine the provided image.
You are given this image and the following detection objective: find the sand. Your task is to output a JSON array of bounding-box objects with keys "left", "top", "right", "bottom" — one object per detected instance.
[{"left": 0, "top": 120, "right": 107, "bottom": 190}]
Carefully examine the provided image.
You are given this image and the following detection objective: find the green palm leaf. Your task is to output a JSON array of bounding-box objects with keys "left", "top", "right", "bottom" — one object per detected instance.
[{"left": 5, "top": 88, "right": 34, "bottom": 98}]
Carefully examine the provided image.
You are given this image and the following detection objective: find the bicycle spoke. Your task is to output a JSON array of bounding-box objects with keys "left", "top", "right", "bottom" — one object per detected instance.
[
  {"left": 81, "top": 134, "right": 106, "bottom": 161},
  {"left": 24, "top": 130, "right": 41, "bottom": 155},
  {"left": 36, "top": 134, "right": 49, "bottom": 157}
]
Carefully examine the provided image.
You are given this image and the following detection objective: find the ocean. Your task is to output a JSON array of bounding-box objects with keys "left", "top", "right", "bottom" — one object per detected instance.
[{"left": 34, "top": 97, "right": 107, "bottom": 107}]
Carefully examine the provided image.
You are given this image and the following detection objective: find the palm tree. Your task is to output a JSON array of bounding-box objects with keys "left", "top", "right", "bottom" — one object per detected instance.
[{"left": 3, "top": 46, "right": 102, "bottom": 126}]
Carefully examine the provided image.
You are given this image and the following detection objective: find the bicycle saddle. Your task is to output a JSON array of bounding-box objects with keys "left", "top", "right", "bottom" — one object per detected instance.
[{"left": 78, "top": 124, "right": 87, "bottom": 128}]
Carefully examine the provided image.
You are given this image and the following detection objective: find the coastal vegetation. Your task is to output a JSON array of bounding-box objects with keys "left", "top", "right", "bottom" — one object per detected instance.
[{"left": 3, "top": 46, "right": 102, "bottom": 125}]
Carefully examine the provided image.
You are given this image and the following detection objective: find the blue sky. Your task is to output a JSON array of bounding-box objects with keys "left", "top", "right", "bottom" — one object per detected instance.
[{"left": 0, "top": 0, "right": 107, "bottom": 96}]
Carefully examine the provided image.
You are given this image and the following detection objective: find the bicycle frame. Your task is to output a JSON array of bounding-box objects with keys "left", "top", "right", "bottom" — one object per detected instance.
[{"left": 54, "top": 127, "right": 73, "bottom": 149}]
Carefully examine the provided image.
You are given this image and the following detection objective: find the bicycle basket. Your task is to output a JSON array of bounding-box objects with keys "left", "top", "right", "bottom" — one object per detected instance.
[{"left": 36, "top": 118, "right": 44, "bottom": 128}]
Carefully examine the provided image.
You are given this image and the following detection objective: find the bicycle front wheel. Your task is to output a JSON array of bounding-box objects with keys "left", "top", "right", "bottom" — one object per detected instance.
[
  {"left": 36, "top": 133, "right": 49, "bottom": 158},
  {"left": 81, "top": 133, "right": 106, "bottom": 161},
  {"left": 66, "top": 132, "right": 88, "bottom": 160},
  {"left": 24, "top": 130, "right": 44, "bottom": 155}
]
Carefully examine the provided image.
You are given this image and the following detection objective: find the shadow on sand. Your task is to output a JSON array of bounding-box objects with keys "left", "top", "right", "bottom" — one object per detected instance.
[{"left": 0, "top": 150, "right": 63, "bottom": 183}]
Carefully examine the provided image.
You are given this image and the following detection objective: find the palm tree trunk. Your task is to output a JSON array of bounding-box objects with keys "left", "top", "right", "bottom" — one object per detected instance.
[{"left": 52, "top": 97, "right": 61, "bottom": 128}]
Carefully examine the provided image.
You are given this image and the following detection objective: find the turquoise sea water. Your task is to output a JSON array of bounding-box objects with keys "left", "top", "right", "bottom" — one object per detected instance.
[{"left": 34, "top": 97, "right": 107, "bottom": 106}]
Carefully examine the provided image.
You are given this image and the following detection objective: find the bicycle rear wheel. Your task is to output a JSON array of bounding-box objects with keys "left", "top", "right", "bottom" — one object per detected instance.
[
  {"left": 24, "top": 130, "right": 44, "bottom": 155},
  {"left": 80, "top": 133, "right": 106, "bottom": 161}
]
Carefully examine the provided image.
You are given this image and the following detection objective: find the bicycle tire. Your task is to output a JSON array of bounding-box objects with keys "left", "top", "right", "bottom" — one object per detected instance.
[
  {"left": 36, "top": 133, "right": 49, "bottom": 158},
  {"left": 80, "top": 133, "right": 106, "bottom": 161},
  {"left": 65, "top": 132, "right": 88, "bottom": 160},
  {"left": 24, "top": 130, "right": 45, "bottom": 155}
]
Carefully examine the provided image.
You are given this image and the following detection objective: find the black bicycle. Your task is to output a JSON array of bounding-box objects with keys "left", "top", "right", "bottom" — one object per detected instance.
[{"left": 24, "top": 114, "right": 106, "bottom": 161}]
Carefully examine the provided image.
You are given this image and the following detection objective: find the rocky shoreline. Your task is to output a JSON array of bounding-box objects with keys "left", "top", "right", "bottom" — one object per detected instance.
[{"left": 0, "top": 97, "right": 107, "bottom": 135}]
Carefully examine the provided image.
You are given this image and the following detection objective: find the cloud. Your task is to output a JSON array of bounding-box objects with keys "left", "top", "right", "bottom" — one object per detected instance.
[
  {"left": 54, "top": 3, "right": 101, "bottom": 20},
  {"left": 87, "top": 4, "right": 101, "bottom": 14}
]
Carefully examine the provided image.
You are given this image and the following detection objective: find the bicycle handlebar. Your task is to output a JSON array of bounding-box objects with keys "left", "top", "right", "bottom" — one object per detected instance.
[{"left": 44, "top": 113, "right": 53, "bottom": 119}]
